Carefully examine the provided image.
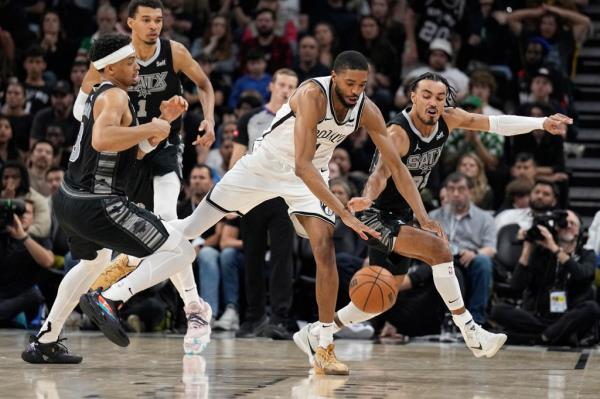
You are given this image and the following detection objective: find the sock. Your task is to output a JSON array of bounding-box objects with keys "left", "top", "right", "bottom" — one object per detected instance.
[
  {"left": 452, "top": 309, "right": 475, "bottom": 329},
  {"left": 319, "top": 322, "right": 334, "bottom": 349},
  {"left": 335, "top": 302, "right": 380, "bottom": 333},
  {"left": 432, "top": 262, "right": 465, "bottom": 311},
  {"left": 38, "top": 249, "right": 112, "bottom": 343},
  {"left": 168, "top": 199, "right": 226, "bottom": 240},
  {"left": 170, "top": 265, "right": 201, "bottom": 306},
  {"left": 103, "top": 229, "right": 195, "bottom": 302}
]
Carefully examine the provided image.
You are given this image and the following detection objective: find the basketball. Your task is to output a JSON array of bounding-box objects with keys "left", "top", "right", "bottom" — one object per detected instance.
[{"left": 349, "top": 266, "right": 398, "bottom": 313}]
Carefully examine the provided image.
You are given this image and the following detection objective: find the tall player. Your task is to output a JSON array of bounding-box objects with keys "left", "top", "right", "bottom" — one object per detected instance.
[
  {"left": 294, "top": 72, "right": 572, "bottom": 362},
  {"left": 74, "top": 0, "right": 215, "bottom": 354},
  {"left": 22, "top": 34, "right": 195, "bottom": 363},
  {"left": 87, "top": 51, "right": 444, "bottom": 375}
]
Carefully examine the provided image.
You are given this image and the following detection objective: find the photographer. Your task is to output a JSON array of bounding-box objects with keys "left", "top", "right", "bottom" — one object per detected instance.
[
  {"left": 0, "top": 199, "right": 54, "bottom": 327},
  {"left": 491, "top": 210, "right": 600, "bottom": 346}
]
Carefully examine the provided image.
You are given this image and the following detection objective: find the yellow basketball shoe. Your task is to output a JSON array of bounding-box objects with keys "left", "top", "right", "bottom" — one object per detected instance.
[
  {"left": 90, "top": 254, "right": 137, "bottom": 291},
  {"left": 313, "top": 344, "right": 349, "bottom": 375}
]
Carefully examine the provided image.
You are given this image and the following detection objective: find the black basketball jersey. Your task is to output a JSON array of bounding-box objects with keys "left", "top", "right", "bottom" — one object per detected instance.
[
  {"left": 372, "top": 107, "right": 450, "bottom": 215},
  {"left": 128, "top": 39, "right": 182, "bottom": 145},
  {"left": 65, "top": 82, "right": 138, "bottom": 195}
]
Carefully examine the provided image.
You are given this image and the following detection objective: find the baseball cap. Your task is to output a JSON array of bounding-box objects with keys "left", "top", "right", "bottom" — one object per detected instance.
[
  {"left": 461, "top": 95, "right": 482, "bottom": 109},
  {"left": 52, "top": 80, "right": 72, "bottom": 96},
  {"left": 429, "top": 38, "right": 453, "bottom": 57}
]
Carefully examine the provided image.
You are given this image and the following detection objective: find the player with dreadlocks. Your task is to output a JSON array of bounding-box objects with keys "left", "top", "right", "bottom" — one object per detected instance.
[{"left": 294, "top": 72, "right": 572, "bottom": 361}]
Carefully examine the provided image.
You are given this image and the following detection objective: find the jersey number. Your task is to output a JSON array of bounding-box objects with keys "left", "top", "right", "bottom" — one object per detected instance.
[
  {"left": 137, "top": 99, "right": 147, "bottom": 118},
  {"left": 413, "top": 171, "right": 431, "bottom": 191}
]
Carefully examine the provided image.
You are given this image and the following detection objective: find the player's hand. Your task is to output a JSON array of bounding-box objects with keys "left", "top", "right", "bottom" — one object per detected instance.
[
  {"left": 340, "top": 211, "right": 381, "bottom": 241},
  {"left": 418, "top": 217, "right": 447, "bottom": 239},
  {"left": 543, "top": 113, "right": 572, "bottom": 136},
  {"left": 159, "top": 95, "right": 188, "bottom": 122},
  {"left": 347, "top": 197, "right": 374, "bottom": 213},
  {"left": 192, "top": 119, "right": 216, "bottom": 148},
  {"left": 150, "top": 117, "right": 171, "bottom": 139},
  {"left": 148, "top": 135, "right": 163, "bottom": 146}
]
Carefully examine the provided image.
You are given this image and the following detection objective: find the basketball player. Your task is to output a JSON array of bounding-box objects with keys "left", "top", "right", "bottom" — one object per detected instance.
[
  {"left": 294, "top": 72, "right": 573, "bottom": 362},
  {"left": 22, "top": 34, "right": 195, "bottom": 363},
  {"left": 112, "top": 50, "right": 443, "bottom": 375},
  {"left": 75, "top": 0, "right": 215, "bottom": 354}
]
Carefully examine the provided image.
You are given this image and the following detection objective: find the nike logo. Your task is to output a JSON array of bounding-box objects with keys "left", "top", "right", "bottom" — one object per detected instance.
[
  {"left": 470, "top": 344, "right": 483, "bottom": 350},
  {"left": 185, "top": 288, "right": 195, "bottom": 292},
  {"left": 449, "top": 298, "right": 460, "bottom": 303},
  {"left": 128, "top": 288, "right": 134, "bottom": 296}
]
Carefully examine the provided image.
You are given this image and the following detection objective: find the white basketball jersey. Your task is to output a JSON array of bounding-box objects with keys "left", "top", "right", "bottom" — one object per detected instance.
[{"left": 254, "top": 76, "right": 366, "bottom": 170}]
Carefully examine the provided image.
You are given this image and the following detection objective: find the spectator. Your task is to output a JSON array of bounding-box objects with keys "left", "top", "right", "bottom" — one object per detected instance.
[
  {"left": 313, "top": 21, "right": 339, "bottom": 68},
  {"left": 78, "top": 4, "right": 119, "bottom": 58},
  {"left": 1, "top": 79, "right": 33, "bottom": 152},
  {"left": 495, "top": 179, "right": 558, "bottom": 232},
  {"left": 369, "top": 0, "right": 406, "bottom": 64},
  {"left": 27, "top": 139, "right": 53, "bottom": 197},
  {"left": 429, "top": 172, "right": 496, "bottom": 324},
  {"left": 395, "top": 39, "right": 470, "bottom": 108},
  {"left": 177, "top": 164, "right": 223, "bottom": 322},
  {"left": 307, "top": 1, "right": 358, "bottom": 51},
  {"left": 22, "top": 46, "right": 51, "bottom": 115},
  {"left": 515, "top": 37, "right": 550, "bottom": 102},
  {"left": 491, "top": 210, "right": 600, "bottom": 346},
  {"left": 510, "top": 152, "right": 537, "bottom": 186},
  {"left": 29, "top": 80, "right": 78, "bottom": 149},
  {"left": 0, "top": 115, "right": 21, "bottom": 169},
  {"left": 584, "top": 210, "right": 600, "bottom": 256},
  {"left": 192, "top": 15, "right": 237, "bottom": 75},
  {"left": 213, "top": 214, "right": 244, "bottom": 332},
  {"left": 517, "top": 67, "right": 564, "bottom": 114},
  {"left": 456, "top": 153, "right": 494, "bottom": 210},
  {"left": 166, "top": 0, "right": 201, "bottom": 41},
  {"left": 160, "top": 7, "right": 190, "bottom": 49},
  {"left": 469, "top": 70, "right": 503, "bottom": 116},
  {"left": 228, "top": 50, "right": 271, "bottom": 110},
  {"left": 331, "top": 147, "right": 365, "bottom": 193},
  {"left": 239, "top": 0, "right": 299, "bottom": 47},
  {"left": 44, "top": 123, "right": 69, "bottom": 169},
  {"left": 293, "top": 35, "right": 329, "bottom": 83},
  {"left": 38, "top": 10, "right": 76, "bottom": 81},
  {"left": 1, "top": 160, "right": 50, "bottom": 238},
  {"left": 69, "top": 58, "right": 88, "bottom": 95},
  {"left": 496, "top": 178, "right": 534, "bottom": 214},
  {"left": 230, "top": 68, "right": 298, "bottom": 339},
  {"left": 239, "top": 8, "right": 292, "bottom": 75},
  {"left": 0, "top": 199, "right": 54, "bottom": 328}
]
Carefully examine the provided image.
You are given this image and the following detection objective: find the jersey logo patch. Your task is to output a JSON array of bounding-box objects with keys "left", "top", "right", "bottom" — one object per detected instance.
[
  {"left": 415, "top": 143, "right": 421, "bottom": 151},
  {"left": 436, "top": 131, "right": 444, "bottom": 140},
  {"left": 130, "top": 72, "right": 168, "bottom": 98},
  {"left": 156, "top": 59, "right": 167, "bottom": 67},
  {"left": 320, "top": 202, "right": 334, "bottom": 217}
]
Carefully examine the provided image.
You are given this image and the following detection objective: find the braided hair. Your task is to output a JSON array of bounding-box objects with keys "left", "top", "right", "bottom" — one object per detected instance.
[{"left": 408, "top": 72, "right": 457, "bottom": 108}]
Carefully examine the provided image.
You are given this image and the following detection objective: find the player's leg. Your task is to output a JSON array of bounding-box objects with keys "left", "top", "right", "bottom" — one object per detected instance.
[
  {"left": 22, "top": 248, "right": 112, "bottom": 364},
  {"left": 296, "top": 215, "right": 348, "bottom": 375}
]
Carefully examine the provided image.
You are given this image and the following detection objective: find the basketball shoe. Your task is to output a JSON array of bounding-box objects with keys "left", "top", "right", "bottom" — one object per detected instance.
[
  {"left": 90, "top": 254, "right": 136, "bottom": 291},
  {"left": 313, "top": 344, "right": 349, "bottom": 375},
  {"left": 458, "top": 318, "right": 507, "bottom": 358},
  {"left": 21, "top": 336, "right": 82, "bottom": 364},
  {"left": 79, "top": 290, "right": 129, "bottom": 347},
  {"left": 183, "top": 301, "right": 212, "bottom": 355},
  {"left": 293, "top": 323, "right": 319, "bottom": 366}
]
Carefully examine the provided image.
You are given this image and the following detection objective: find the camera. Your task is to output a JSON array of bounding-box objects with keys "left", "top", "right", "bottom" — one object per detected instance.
[
  {"left": 0, "top": 199, "right": 26, "bottom": 230},
  {"left": 525, "top": 210, "right": 568, "bottom": 242}
]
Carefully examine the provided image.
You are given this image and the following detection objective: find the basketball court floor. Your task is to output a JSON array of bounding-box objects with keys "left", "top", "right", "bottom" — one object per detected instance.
[{"left": 1, "top": 329, "right": 599, "bottom": 398}]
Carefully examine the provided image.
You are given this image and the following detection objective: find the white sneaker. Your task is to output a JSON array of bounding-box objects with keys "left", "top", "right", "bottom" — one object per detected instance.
[
  {"left": 183, "top": 301, "right": 212, "bottom": 355},
  {"left": 293, "top": 322, "right": 319, "bottom": 367},
  {"left": 213, "top": 304, "right": 239, "bottom": 331},
  {"left": 334, "top": 322, "right": 375, "bottom": 339},
  {"left": 459, "top": 320, "right": 507, "bottom": 358}
]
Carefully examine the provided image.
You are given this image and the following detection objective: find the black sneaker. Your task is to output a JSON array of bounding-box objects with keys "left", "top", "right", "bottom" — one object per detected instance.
[
  {"left": 235, "top": 315, "right": 269, "bottom": 338},
  {"left": 261, "top": 322, "right": 292, "bottom": 340},
  {"left": 79, "top": 290, "right": 129, "bottom": 347},
  {"left": 21, "top": 335, "right": 82, "bottom": 364}
]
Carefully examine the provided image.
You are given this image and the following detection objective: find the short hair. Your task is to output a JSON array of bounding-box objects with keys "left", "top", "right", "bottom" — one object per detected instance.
[
  {"left": 31, "top": 139, "right": 55, "bottom": 155},
  {"left": 505, "top": 178, "right": 533, "bottom": 199},
  {"left": 1, "top": 160, "right": 30, "bottom": 196},
  {"left": 46, "top": 166, "right": 64, "bottom": 178},
  {"left": 469, "top": 70, "right": 497, "bottom": 94},
  {"left": 189, "top": 163, "right": 212, "bottom": 182},
  {"left": 409, "top": 72, "right": 457, "bottom": 107},
  {"left": 89, "top": 34, "right": 132, "bottom": 71},
  {"left": 254, "top": 8, "right": 276, "bottom": 20},
  {"left": 514, "top": 152, "right": 536, "bottom": 165},
  {"left": 24, "top": 45, "right": 45, "bottom": 61},
  {"left": 128, "top": 0, "right": 163, "bottom": 18},
  {"left": 533, "top": 178, "right": 559, "bottom": 198},
  {"left": 443, "top": 172, "right": 474, "bottom": 190},
  {"left": 6, "top": 78, "right": 26, "bottom": 95},
  {"left": 271, "top": 68, "right": 297, "bottom": 83},
  {"left": 333, "top": 51, "right": 369, "bottom": 73},
  {"left": 329, "top": 177, "right": 356, "bottom": 197}
]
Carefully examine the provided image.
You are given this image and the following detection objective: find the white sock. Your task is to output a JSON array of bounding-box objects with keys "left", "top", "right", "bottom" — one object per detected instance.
[
  {"left": 432, "top": 262, "right": 465, "bottom": 311},
  {"left": 103, "top": 227, "right": 195, "bottom": 302},
  {"left": 335, "top": 302, "right": 380, "bottom": 333},
  {"left": 319, "top": 322, "right": 334, "bottom": 349},
  {"left": 453, "top": 309, "right": 475, "bottom": 329},
  {"left": 38, "top": 249, "right": 112, "bottom": 343},
  {"left": 169, "top": 199, "right": 226, "bottom": 240}
]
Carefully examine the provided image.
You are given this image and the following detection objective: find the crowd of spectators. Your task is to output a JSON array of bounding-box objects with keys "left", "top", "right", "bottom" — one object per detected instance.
[{"left": 1, "top": 0, "right": 598, "bottom": 347}]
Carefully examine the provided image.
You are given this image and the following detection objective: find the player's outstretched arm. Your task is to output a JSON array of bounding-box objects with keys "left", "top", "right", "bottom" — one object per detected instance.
[
  {"left": 92, "top": 88, "right": 170, "bottom": 152},
  {"left": 445, "top": 107, "right": 572, "bottom": 136},
  {"left": 291, "top": 84, "right": 378, "bottom": 241},
  {"left": 172, "top": 40, "right": 216, "bottom": 148},
  {"left": 361, "top": 99, "right": 444, "bottom": 237}
]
